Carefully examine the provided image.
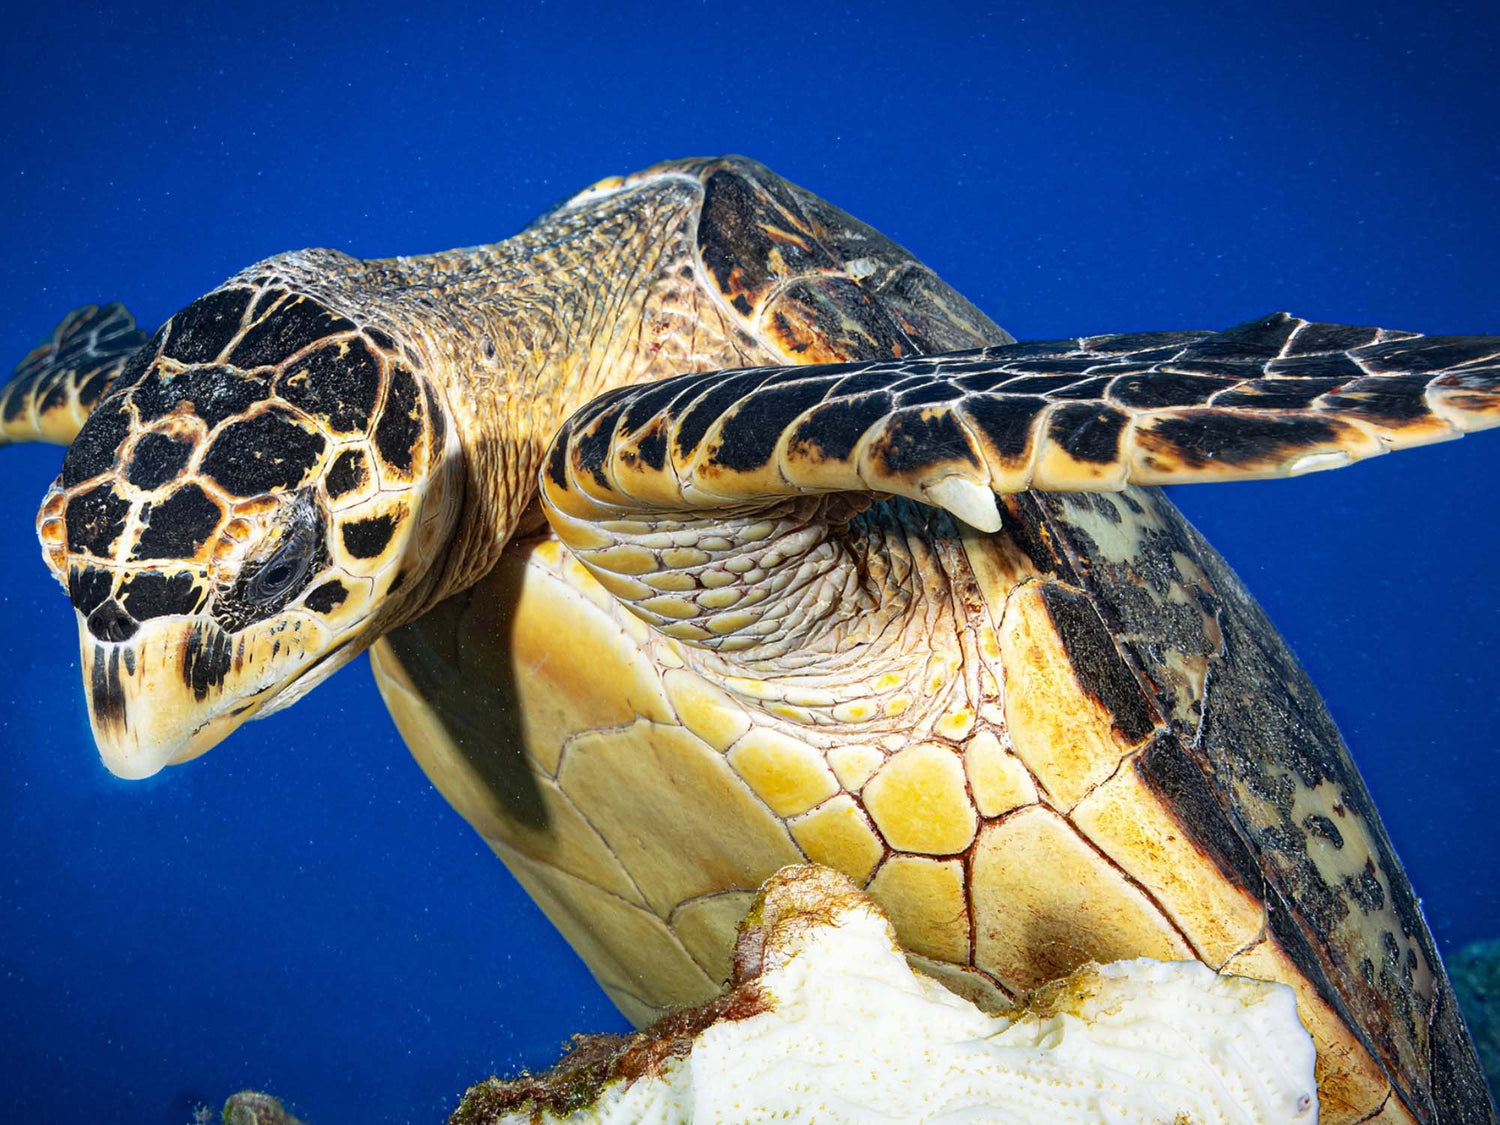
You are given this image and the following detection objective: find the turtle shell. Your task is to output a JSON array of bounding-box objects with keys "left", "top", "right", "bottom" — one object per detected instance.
[{"left": 369, "top": 157, "right": 1492, "bottom": 1125}]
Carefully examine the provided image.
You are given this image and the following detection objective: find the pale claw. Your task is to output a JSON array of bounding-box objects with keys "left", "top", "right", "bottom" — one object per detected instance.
[{"left": 924, "top": 474, "right": 1002, "bottom": 533}]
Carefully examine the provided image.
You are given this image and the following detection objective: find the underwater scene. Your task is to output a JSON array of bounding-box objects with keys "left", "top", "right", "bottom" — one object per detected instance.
[{"left": 1, "top": 3, "right": 1496, "bottom": 1123}]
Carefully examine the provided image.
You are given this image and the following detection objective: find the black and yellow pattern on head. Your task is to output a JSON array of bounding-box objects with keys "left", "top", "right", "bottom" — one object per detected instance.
[{"left": 24, "top": 273, "right": 458, "bottom": 777}]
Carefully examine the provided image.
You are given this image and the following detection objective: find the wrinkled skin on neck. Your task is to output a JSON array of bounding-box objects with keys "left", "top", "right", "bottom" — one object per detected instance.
[{"left": 41, "top": 169, "right": 750, "bottom": 776}]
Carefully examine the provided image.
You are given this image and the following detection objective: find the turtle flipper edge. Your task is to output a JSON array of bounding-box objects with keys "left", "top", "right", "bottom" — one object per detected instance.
[
  {"left": 539, "top": 312, "right": 1498, "bottom": 650},
  {"left": 545, "top": 311, "right": 1499, "bottom": 527},
  {"left": 0, "top": 303, "right": 148, "bottom": 445}
]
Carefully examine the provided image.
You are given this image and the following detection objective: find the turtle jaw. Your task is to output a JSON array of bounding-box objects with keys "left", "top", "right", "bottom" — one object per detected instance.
[{"left": 75, "top": 611, "right": 332, "bottom": 779}]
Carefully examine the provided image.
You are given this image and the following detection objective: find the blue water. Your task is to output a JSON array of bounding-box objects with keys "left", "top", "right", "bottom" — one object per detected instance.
[{"left": 1, "top": 3, "right": 1496, "bottom": 1122}]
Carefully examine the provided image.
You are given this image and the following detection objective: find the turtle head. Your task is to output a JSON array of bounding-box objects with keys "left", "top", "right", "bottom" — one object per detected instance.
[{"left": 36, "top": 278, "right": 461, "bottom": 778}]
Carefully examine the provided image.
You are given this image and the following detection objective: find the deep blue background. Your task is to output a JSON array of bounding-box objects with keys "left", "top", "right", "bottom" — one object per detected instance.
[{"left": 1, "top": 3, "right": 1496, "bottom": 1122}]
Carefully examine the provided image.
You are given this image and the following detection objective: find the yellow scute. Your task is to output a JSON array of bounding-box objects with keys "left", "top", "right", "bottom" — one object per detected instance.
[
  {"left": 997, "top": 582, "right": 1136, "bottom": 808},
  {"left": 788, "top": 795, "right": 885, "bottom": 884},
  {"left": 827, "top": 744, "right": 884, "bottom": 791},
  {"left": 492, "top": 838, "right": 717, "bottom": 1024},
  {"left": 963, "top": 729, "right": 1038, "bottom": 818},
  {"left": 557, "top": 721, "right": 802, "bottom": 917},
  {"left": 970, "top": 806, "right": 1191, "bottom": 990},
  {"left": 1070, "top": 758, "right": 1264, "bottom": 967},
  {"left": 670, "top": 891, "right": 757, "bottom": 986},
  {"left": 867, "top": 854, "right": 970, "bottom": 963},
  {"left": 662, "top": 668, "right": 750, "bottom": 751},
  {"left": 863, "top": 742, "right": 977, "bottom": 854},
  {"left": 726, "top": 726, "right": 839, "bottom": 817},
  {"left": 507, "top": 553, "right": 674, "bottom": 773}
]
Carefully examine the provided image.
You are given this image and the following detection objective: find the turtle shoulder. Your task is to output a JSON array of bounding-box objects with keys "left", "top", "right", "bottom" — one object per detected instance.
[{"left": 649, "top": 155, "right": 1012, "bottom": 361}]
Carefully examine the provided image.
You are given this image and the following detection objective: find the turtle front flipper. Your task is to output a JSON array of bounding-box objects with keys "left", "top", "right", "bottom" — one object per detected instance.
[
  {"left": 1, "top": 303, "right": 148, "bottom": 445},
  {"left": 539, "top": 312, "right": 1498, "bottom": 649}
]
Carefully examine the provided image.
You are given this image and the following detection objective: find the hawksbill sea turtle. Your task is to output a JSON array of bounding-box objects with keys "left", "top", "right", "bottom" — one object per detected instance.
[{"left": 1, "top": 156, "right": 1496, "bottom": 1123}]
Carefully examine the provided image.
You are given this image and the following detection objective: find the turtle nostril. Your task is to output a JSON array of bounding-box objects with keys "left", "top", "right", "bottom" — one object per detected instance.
[{"left": 86, "top": 599, "right": 139, "bottom": 643}]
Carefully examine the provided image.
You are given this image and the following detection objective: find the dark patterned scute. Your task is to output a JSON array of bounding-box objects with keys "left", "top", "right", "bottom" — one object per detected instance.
[
  {"left": 1285, "top": 322, "right": 1382, "bottom": 355},
  {"left": 131, "top": 365, "right": 270, "bottom": 429},
  {"left": 697, "top": 168, "right": 787, "bottom": 308},
  {"left": 201, "top": 410, "right": 326, "bottom": 496},
  {"left": 992, "top": 373, "right": 1087, "bottom": 395},
  {"left": 133, "top": 484, "right": 223, "bottom": 559},
  {"left": 277, "top": 340, "right": 382, "bottom": 433},
  {"left": 303, "top": 580, "right": 348, "bottom": 613},
  {"left": 109, "top": 324, "right": 163, "bottom": 393},
  {"left": 161, "top": 288, "right": 253, "bottom": 364},
  {"left": 545, "top": 435, "right": 570, "bottom": 489},
  {"left": 250, "top": 286, "right": 291, "bottom": 321},
  {"left": 1355, "top": 336, "right": 1497, "bottom": 374},
  {"left": 120, "top": 570, "right": 203, "bottom": 620},
  {"left": 365, "top": 327, "right": 396, "bottom": 352},
  {"left": 125, "top": 432, "right": 194, "bottom": 490},
  {"left": 342, "top": 514, "right": 397, "bottom": 559},
  {"left": 81, "top": 367, "right": 116, "bottom": 408},
  {"left": 895, "top": 380, "right": 962, "bottom": 407},
  {"left": 768, "top": 276, "right": 910, "bottom": 359},
  {"left": 633, "top": 427, "right": 667, "bottom": 471},
  {"left": 1046, "top": 403, "right": 1129, "bottom": 464},
  {"left": 572, "top": 418, "right": 616, "bottom": 488},
  {"left": 1185, "top": 311, "right": 1300, "bottom": 357},
  {"left": 62, "top": 405, "right": 133, "bottom": 486},
  {"left": 65, "top": 484, "right": 131, "bottom": 556},
  {"left": 828, "top": 365, "right": 908, "bottom": 397},
  {"left": 874, "top": 408, "right": 979, "bottom": 475},
  {"left": 226, "top": 296, "right": 357, "bottom": 369},
  {"left": 674, "top": 370, "right": 770, "bottom": 459},
  {"left": 621, "top": 377, "right": 697, "bottom": 433},
  {"left": 1044, "top": 375, "right": 1117, "bottom": 402},
  {"left": 1321, "top": 374, "right": 1436, "bottom": 425},
  {"left": 1037, "top": 583, "right": 1159, "bottom": 744},
  {"left": 959, "top": 396, "right": 1046, "bottom": 463},
  {"left": 1110, "top": 373, "right": 1237, "bottom": 408},
  {"left": 373, "top": 365, "right": 423, "bottom": 473},
  {"left": 325, "top": 448, "right": 367, "bottom": 499},
  {"left": 1211, "top": 378, "right": 1345, "bottom": 410},
  {"left": 710, "top": 381, "right": 831, "bottom": 472},
  {"left": 788, "top": 392, "right": 892, "bottom": 462},
  {"left": 1265, "top": 353, "right": 1367, "bottom": 380},
  {"left": 67, "top": 566, "right": 114, "bottom": 617},
  {"left": 2, "top": 363, "right": 45, "bottom": 423},
  {"left": 1028, "top": 486, "right": 1495, "bottom": 1123},
  {"left": 1143, "top": 411, "right": 1343, "bottom": 469}
]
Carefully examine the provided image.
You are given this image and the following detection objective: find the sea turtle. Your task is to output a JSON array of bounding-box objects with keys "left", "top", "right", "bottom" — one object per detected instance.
[{"left": 2, "top": 156, "right": 1496, "bottom": 1123}]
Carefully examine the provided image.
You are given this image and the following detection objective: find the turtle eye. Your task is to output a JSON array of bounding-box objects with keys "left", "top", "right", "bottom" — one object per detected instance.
[{"left": 246, "top": 528, "right": 315, "bottom": 605}]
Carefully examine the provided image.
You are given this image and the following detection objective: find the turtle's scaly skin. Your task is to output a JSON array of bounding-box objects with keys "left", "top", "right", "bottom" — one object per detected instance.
[{"left": 5, "top": 157, "right": 1498, "bottom": 1122}]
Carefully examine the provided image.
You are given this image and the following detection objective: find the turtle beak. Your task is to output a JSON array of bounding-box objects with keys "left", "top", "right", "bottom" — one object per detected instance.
[{"left": 74, "top": 611, "right": 320, "bottom": 779}]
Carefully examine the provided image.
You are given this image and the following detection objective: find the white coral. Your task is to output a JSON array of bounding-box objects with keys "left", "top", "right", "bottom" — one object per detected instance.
[{"left": 481, "top": 865, "right": 1317, "bottom": 1125}]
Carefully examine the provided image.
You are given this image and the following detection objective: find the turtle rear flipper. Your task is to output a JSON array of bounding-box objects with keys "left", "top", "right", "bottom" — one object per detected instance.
[
  {"left": 540, "top": 312, "right": 1499, "bottom": 649},
  {"left": 1, "top": 303, "right": 147, "bottom": 445}
]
